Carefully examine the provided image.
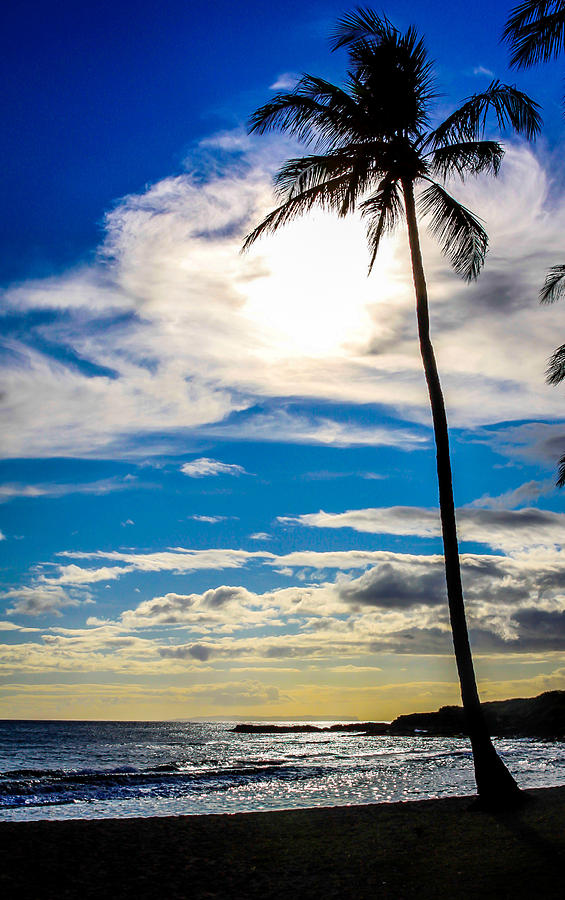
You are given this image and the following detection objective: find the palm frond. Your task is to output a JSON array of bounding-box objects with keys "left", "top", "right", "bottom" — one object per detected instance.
[
  {"left": 503, "top": 1, "right": 565, "bottom": 68},
  {"left": 428, "top": 81, "right": 542, "bottom": 147},
  {"left": 330, "top": 10, "right": 436, "bottom": 137},
  {"left": 556, "top": 452, "right": 565, "bottom": 487},
  {"left": 242, "top": 174, "right": 353, "bottom": 252},
  {"left": 428, "top": 141, "right": 504, "bottom": 180},
  {"left": 329, "top": 8, "right": 397, "bottom": 52},
  {"left": 418, "top": 180, "right": 488, "bottom": 281},
  {"left": 248, "top": 75, "right": 365, "bottom": 150},
  {"left": 361, "top": 177, "right": 403, "bottom": 272},
  {"left": 546, "top": 342, "right": 565, "bottom": 383},
  {"left": 504, "top": 0, "right": 564, "bottom": 32},
  {"left": 339, "top": 155, "right": 374, "bottom": 216},
  {"left": 274, "top": 154, "right": 353, "bottom": 199},
  {"left": 273, "top": 147, "right": 389, "bottom": 219},
  {"left": 539, "top": 264, "right": 565, "bottom": 303},
  {"left": 273, "top": 143, "right": 389, "bottom": 201}
]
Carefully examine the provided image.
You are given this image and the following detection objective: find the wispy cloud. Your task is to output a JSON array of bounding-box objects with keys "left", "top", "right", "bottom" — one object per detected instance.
[
  {"left": 2, "top": 139, "right": 565, "bottom": 461},
  {"left": 472, "top": 423, "right": 565, "bottom": 467},
  {"left": 180, "top": 458, "right": 247, "bottom": 477},
  {"left": 0, "top": 620, "right": 40, "bottom": 632},
  {"left": 188, "top": 514, "right": 228, "bottom": 523},
  {"left": 470, "top": 479, "right": 555, "bottom": 509},
  {"left": 203, "top": 409, "right": 427, "bottom": 449},
  {"left": 269, "top": 72, "right": 300, "bottom": 90},
  {"left": 0, "top": 477, "right": 141, "bottom": 502},
  {"left": 57, "top": 546, "right": 272, "bottom": 574},
  {"left": 279, "top": 505, "right": 565, "bottom": 552},
  {"left": 47, "top": 564, "right": 132, "bottom": 586},
  {"left": 302, "top": 470, "right": 386, "bottom": 480}
]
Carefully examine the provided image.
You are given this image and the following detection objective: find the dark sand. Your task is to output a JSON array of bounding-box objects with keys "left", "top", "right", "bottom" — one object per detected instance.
[{"left": 2, "top": 787, "right": 564, "bottom": 899}]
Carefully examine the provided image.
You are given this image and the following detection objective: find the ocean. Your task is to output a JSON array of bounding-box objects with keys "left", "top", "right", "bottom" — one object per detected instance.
[{"left": 1, "top": 719, "right": 564, "bottom": 822}]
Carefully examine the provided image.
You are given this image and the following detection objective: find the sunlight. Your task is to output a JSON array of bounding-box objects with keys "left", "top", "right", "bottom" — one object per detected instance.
[{"left": 242, "top": 211, "right": 398, "bottom": 359}]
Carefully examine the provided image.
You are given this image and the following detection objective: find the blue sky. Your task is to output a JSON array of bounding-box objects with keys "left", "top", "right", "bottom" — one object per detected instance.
[{"left": 2, "top": 0, "right": 565, "bottom": 720}]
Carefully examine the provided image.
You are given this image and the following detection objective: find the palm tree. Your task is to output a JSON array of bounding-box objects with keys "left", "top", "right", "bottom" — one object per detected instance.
[
  {"left": 504, "top": 1, "right": 565, "bottom": 484},
  {"left": 244, "top": 10, "right": 541, "bottom": 808}
]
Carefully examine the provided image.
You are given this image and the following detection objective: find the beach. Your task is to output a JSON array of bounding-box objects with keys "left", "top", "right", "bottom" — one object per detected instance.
[{"left": 2, "top": 786, "right": 564, "bottom": 899}]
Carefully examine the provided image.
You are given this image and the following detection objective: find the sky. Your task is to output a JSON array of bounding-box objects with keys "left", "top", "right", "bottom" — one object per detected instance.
[{"left": 2, "top": 0, "right": 565, "bottom": 721}]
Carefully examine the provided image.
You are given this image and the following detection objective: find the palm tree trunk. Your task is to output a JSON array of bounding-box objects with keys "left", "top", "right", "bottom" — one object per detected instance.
[{"left": 401, "top": 179, "right": 522, "bottom": 808}]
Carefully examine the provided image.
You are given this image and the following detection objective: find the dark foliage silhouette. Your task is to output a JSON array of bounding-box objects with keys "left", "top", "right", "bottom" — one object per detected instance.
[
  {"left": 504, "top": 0, "right": 565, "bottom": 70},
  {"left": 244, "top": 9, "right": 541, "bottom": 807}
]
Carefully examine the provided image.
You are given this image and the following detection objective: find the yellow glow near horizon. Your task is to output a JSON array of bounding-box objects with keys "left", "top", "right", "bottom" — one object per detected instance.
[
  {"left": 242, "top": 212, "right": 399, "bottom": 359},
  {"left": 3, "top": 668, "right": 563, "bottom": 721}
]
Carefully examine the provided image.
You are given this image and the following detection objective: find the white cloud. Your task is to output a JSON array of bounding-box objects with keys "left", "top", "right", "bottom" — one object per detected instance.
[
  {"left": 279, "top": 507, "right": 442, "bottom": 537},
  {"left": 188, "top": 515, "right": 227, "bottom": 523},
  {"left": 302, "top": 469, "right": 387, "bottom": 481},
  {"left": 473, "top": 65, "right": 494, "bottom": 76},
  {"left": 2, "top": 139, "right": 565, "bottom": 459},
  {"left": 46, "top": 564, "right": 132, "bottom": 586},
  {"left": 0, "top": 477, "right": 140, "bottom": 502},
  {"left": 203, "top": 409, "right": 426, "bottom": 449},
  {"left": 0, "top": 340, "right": 238, "bottom": 458},
  {"left": 180, "top": 457, "right": 247, "bottom": 477},
  {"left": 472, "top": 423, "right": 565, "bottom": 467},
  {"left": 2, "top": 585, "right": 81, "bottom": 616},
  {"left": 6, "top": 547, "right": 273, "bottom": 617},
  {"left": 120, "top": 585, "right": 282, "bottom": 630},
  {"left": 5, "top": 535, "right": 565, "bottom": 665},
  {"left": 0, "top": 620, "right": 40, "bottom": 632},
  {"left": 271, "top": 549, "right": 442, "bottom": 570},
  {"left": 57, "top": 546, "right": 273, "bottom": 574},
  {"left": 279, "top": 505, "right": 565, "bottom": 552},
  {"left": 197, "top": 128, "right": 253, "bottom": 153},
  {"left": 470, "top": 479, "right": 555, "bottom": 509},
  {"left": 269, "top": 72, "right": 300, "bottom": 90}
]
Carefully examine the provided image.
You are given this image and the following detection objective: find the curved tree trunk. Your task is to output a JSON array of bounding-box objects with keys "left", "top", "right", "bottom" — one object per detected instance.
[{"left": 401, "top": 179, "right": 523, "bottom": 809}]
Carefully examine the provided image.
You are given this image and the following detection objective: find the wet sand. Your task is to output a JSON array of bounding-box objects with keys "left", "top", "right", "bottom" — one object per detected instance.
[{"left": 1, "top": 786, "right": 564, "bottom": 899}]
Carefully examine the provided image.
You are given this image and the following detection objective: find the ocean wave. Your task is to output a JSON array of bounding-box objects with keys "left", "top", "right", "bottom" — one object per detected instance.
[
  {"left": 1, "top": 722, "right": 564, "bottom": 821},
  {"left": 0, "top": 747, "right": 506, "bottom": 810},
  {"left": 0, "top": 761, "right": 332, "bottom": 809}
]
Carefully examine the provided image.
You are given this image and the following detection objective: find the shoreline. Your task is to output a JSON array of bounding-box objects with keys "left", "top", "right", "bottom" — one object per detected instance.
[{"left": 2, "top": 785, "right": 565, "bottom": 898}]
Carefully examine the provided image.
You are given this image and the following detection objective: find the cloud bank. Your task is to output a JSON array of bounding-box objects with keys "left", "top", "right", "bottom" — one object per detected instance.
[{"left": 1, "top": 139, "right": 565, "bottom": 460}]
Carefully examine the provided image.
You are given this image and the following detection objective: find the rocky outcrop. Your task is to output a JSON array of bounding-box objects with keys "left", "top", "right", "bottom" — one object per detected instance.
[
  {"left": 389, "top": 691, "right": 565, "bottom": 738},
  {"left": 232, "top": 722, "right": 389, "bottom": 736},
  {"left": 232, "top": 691, "right": 565, "bottom": 739}
]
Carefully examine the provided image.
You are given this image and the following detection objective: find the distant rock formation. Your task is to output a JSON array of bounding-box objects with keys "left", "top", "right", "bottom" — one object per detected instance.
[
  {"left": 232, "top": 722, "right": 389, "bottom": 736},
  {"left": 389, "top": 690, "right": 565, "bottom": 739},
  {"left": 232, "top": 691, "right": 565, "bottom": 739}
]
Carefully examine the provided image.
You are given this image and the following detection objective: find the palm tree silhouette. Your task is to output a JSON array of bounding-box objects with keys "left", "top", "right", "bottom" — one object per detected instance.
[
  {"left": 244, "top": 10, "right": 541, "bottom": 808},
  {"left": 504, "top": 0, "right": 565, "bottom": 485}
]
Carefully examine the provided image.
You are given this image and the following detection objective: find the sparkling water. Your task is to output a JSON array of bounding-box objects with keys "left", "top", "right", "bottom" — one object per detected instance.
[{"left": 1, "top": 719, "right": 564, "bottom": 821}]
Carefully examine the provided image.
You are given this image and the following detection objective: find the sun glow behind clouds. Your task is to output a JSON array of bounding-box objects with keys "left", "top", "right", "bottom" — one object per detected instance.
[{"left": 242, "top": 211, "right": 398, "bottom": 359}]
